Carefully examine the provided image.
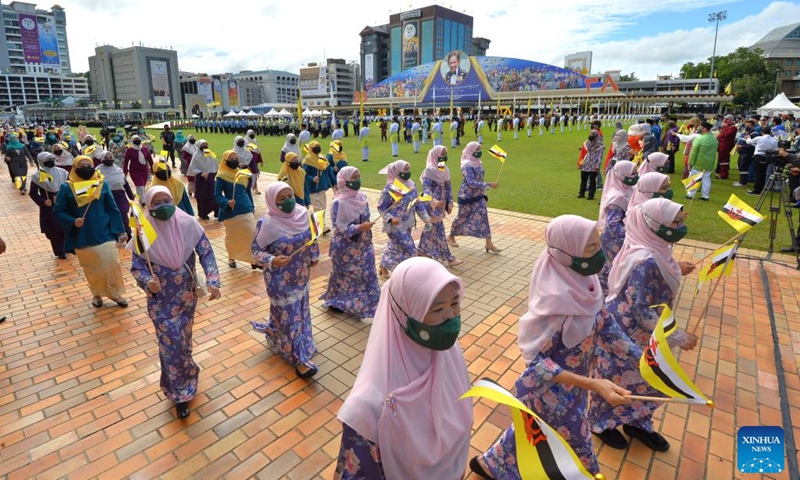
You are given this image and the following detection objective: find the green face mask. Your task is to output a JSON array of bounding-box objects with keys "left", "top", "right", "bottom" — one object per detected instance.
[
  {"left": 439, "top": 155, "right": 448, "bottom": 162},
  {"left": 404, "top": 315, "right": 461, "bottom": 351},
  {"left": 656, "top": 166, "right": 669, "bottom": 174},
  {"left": 149, "top": 204, "right": 176, "bottom": 221},
  {"left": 621, "top": 174, "right": 639, "bottom": 186},
  {"left": 569, "top": 250, "right": 606, "bottom": 276},
  {"left": 345, "top": 179, "right": 362, "bottom": 191},
  {"left": 277, "top": 197, "right": 296, "bottom": 214},
  {"left": 473, "top": 151, "right": 483, "bottom": 158},
  {"left": 653, "top": 189, "right": 674, "bottom": 200},
  {"left": 655, "top": 224, "right": 688, "bottom": 243},
  {"left": 398, "top": 171, "right": 411, "bottom": 180}
]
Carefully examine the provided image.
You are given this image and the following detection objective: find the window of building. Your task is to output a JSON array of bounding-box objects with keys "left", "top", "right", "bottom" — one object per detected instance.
[
  {"left": 456, "top": 22, "right": 464, "bottom": 52},
  {"left": 786, "top": 59, "right": 793, "bottom": 66},
  {"left": 443, "top": 19, "right": 451, "bottom": 54},
  {"left": 390, "top": 26, "right": 402, "bottom": 75},
  {"left": 785, "top": 71, "right": 792, "bottom": 77}
]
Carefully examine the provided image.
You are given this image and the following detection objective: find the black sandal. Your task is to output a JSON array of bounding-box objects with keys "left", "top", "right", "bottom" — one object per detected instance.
[
  {"left": 295, "top": 366, "right": 318, "bottom": 379},
  {"left": 594, "top": 428, "right": 628, "bottom": 449},
  {"left": 176, "top": 402, "right": 190, "bottom": 419},
  {"left": 91, "top": 297, "right": 103, "bottom": 308},
  {"left": 623, "top": 424, "right": 670, "bottom": 452},
  {"left": 111, "top": 297, "right": 128, "bottom": 308},
  {"left": 469, "top": 456, "right": 493, "bottom": 480}
]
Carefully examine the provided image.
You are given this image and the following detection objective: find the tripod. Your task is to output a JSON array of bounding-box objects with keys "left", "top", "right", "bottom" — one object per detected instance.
[{"left": 750, "top": 163, "right": 800, "bottom": 268}]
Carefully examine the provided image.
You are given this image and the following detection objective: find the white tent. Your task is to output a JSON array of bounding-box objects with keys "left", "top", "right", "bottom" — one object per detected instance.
[
  {"left": 224, "top": 110, "right": 239, "bottom": 117},
  {"left": 264, "top": 109, "right": 280, "bottom": 117},
  {"left": 302, "top": 108, "right": 312, "bottom": 116},
  {"left": 245, "top": 110, "right": 260, "bottom": 117},
  {"left": 757, "top": 93, "right": 800, "bottom": 116},
  {"left": 278, "top": 108, "right": 292, "bottom": 117},
  {"left": 310, "top": 109, "right": 322, "bottom": 116},
  {"left": 321, "top": 110, "right": 331, "bottom": 115},
  {"left": 191, "top": 114, "right": 200, "bottom": 119}
]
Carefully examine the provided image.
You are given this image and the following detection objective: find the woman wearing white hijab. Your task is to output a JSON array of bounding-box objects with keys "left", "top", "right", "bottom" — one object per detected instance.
[
  {"left": 29, "top": 151, "right": 69, "bottom": 258},
  {"left": 335, "top": 257, "right": 473, "bottom": 480},
  {"left": 280, "top": 133, "right": 300, "bottom": 163},
  {"left": 320, "top": 167, "right": 380, "bottom": 318},
  {"left": 186, "top": 139, "right": 219, "bottom": 220},
  {"left": 180, "top": 134, "right": 198, "bottom": 195},
  {"left": 243, "top": 129, "right": 262, "bottom": 194}
]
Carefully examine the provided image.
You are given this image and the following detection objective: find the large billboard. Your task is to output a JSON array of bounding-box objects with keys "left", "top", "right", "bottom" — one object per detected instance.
[
  {"left": 213, "top": 79, "right": 222, "bottom": 104},
  {"left": 402, "top": 21, "right": 420, "bottom": 71},
  {"left": 564, "top": 51, "right": 592, "bottom": 75},
  {"left": 299, "top": 66, "right": 327, "bottom": 97},
  {"left": 37, "top": 16, "right": 60, "bottom": 67},
  {"left": 149, "top": 60, "right": 171, "bottom": 107},
  {"left": 198, "top": 78, "right": 213, "bottom": 104},
  {"left": 227, "top": 80, "right": 239, "bottom": 108},
  {"left": 364, "top": 54, "right": 374, "bottom": 90},
  {"left": 18, "top": 14, "right": 41, "bottom": 64}
]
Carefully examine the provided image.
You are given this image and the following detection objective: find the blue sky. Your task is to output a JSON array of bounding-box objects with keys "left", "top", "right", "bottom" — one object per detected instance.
[{"left": 64, "top": 0, "right": 799, "bottom": 79}]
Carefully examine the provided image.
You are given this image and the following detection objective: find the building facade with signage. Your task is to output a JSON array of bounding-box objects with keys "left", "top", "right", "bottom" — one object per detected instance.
[
  {"left": 750, "top": 22, "right": 800, "bottom": 102},
  {"left": 359, "top": 5, "right": 487, "bottom": 91},
  {"left": 299, "top": 59, "right": 357, "bottom": 108},
  {"left": 88, "top": 45, "right": 180, "bottom": 111}
]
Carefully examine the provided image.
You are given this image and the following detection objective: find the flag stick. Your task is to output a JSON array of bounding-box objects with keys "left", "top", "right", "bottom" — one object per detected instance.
[
  {"left": 495, "top": 161, "right": 505, "bottom": 183},
  {"left": 81, "top": 199, "right": 94, "bottom": 221},
  {"left": 692, "top": 233, "right": 742, "bottom": 266},
  {"left": 288, "top": 242, "right": 311, "bottom": 259},
  {"left": 133, "top": 219, "right": 156, "bottom": 278},
  {"left": 685, "top": 193, "right": 697, "bottom": 216},
  {"left": 624, "top": 395, "right": 713, "bottom": 406},
  {"left": 690, "top": 240, "right": 739, "bottom": 334}
]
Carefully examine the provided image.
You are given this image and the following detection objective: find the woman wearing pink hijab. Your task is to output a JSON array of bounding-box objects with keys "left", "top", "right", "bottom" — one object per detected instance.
[
  {"left": 320, "top": 167, "right": 380, "bottom": 318},
  {"left": 597, "top": 160, "right": 637, "bottom": 295},
  {"left": 250, "top": 182, "right": 321, "bottom": 378},
  {"left": 335, "top": 257, "right": 473, "bottom": 480},
  {"left": 628, "top": 172, "right": 672, "bottom": 211},
  {"left": 636, "top": 151, "right": 670, "bottom": 176},
  {"left": 589, "top": 198, "right": 697, "bottom": 452},
  {"left": 448, "top": 141, "right": 501, "bottom": 253},
  {"left": 471, "top": 215, "right": 634, "bottom": 479},
  {"left": 127, "top": 186, "right": 221, "bottom": 419},
  {"left": 417, "top": 145, "right": 463, "bottom": 266}
]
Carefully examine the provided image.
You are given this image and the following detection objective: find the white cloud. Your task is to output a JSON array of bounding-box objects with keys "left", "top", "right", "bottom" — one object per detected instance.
[{"left": 61, "top": 0, "right": 798, "bottom": 80}]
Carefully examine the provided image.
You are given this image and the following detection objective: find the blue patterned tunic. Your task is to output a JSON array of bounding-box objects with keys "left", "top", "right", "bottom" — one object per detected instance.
[
  {"left": 376, "top": 184, "right": 430, "bottom": 271},
  {"left": 417, "top": 177, "right": 455, "bottom": 263},
  {"left": 130, "top": 234, "right": 221, "bottom": 403},
  {"left": 250, "top": 219, "right": 320, "bottom": 370},
  {"left": 598, "top": 205, "right": 626, "bottom": 296},
  {"left": 481, "top": 313, "right": 642, "bottom": 477},
  {"left": 450, "top": 164, "right": 491, "bottom": 239},
  {"left": 333, "top": 424, "right": 386, "bottom": 480},
  {"left": 320, "top": 203, "right": 380, "bottom": 318},
  {"left": 589, "top": 258, "right": 687, "bottom": 434}
]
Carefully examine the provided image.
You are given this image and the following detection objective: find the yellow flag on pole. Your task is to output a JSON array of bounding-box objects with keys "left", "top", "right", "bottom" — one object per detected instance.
[
  {"left": 71, "top": 179, "right": 102, "bottom": 207},
  {"left": 129, "top": 201, "right": 158, "bottom": 255},
  {"left": 640, "top": 305, "right": 714, "bottom": 406},
  {"left": 38, "top": 170, "right": 53, "bottom": 183},
  {"left": 234, "top": 168, "right": 252, "bottom": 186},
  {"left": 681, "top": 171, "right": 704, "bottom": 193},
  {"left": 407, "top": 192, "right": 432, "bottom": 211},
  {"left": 489, "top": 145, "right": 507, "bottom": 163},
  {"left": 695, "top": 242, "right": 737, "bottom": 296},
  {"left": 307, "top": 209, "right": 325, "bottom": 245},
  {"left": 718, "top": 194, "right": 765, "bottom": 233},
  {"left": 461, "top": 379, "right": 602, "bottom": 479},
  {"left": 297, "top": 88, "right": 304, "bottom": 125},
  {"left": 388, "top": 178, "right": 412, "bottom": 202}
]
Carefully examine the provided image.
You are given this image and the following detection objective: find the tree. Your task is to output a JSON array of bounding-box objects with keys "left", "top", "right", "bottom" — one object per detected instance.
[
  {"left": 618, "top": 72, "right": 639, "bottom": 81},
  {"left": 131, "top": 100, "right": 142, "bottom": 109},
  {"left": 679, "top": 47, "right": 780, "bottom": 109}
]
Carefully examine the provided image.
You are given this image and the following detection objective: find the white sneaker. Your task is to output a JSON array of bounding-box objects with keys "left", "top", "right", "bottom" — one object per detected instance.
[{"left": 732, "top": 182, "right": 744, "bottom": 187}]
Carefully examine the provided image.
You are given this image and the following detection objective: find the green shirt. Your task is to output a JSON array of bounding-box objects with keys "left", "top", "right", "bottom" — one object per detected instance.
[{"left": 688, "top": 132, "right": 719, "bottom": 172}]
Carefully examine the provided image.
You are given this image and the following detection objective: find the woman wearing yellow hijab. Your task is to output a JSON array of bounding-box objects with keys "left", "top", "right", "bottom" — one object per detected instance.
[
  {"left": 277, "top": 152, "right": 310, "bottom": 206},
  {"left": 303, "top": 140, "right": 335, "bottom": 233},
  {"left": 53, "top": 156, "right": 128, "bottom": 308},
  {"left": 149, "top": 160, "right": 194, "bottom": 215},
  {"left": 214, "top": 150, "right": 259, "bottom": 269}
]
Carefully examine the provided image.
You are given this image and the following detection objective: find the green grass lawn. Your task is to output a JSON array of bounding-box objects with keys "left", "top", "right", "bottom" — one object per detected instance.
[{"left": 104, "top": 124, "right": 797, "bottom": 251}]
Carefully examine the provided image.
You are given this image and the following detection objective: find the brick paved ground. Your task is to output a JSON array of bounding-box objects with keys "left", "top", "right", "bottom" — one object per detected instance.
[{"left": 1, "top": 164, "right": 799, "bottom": 479}]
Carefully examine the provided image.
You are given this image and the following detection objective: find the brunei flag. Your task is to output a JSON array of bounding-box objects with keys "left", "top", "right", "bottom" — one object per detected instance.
[
  {"left": 129, "top": 201, "right": 158, "bottom": 255},
  {"left": 38, "top": 170, "right": 53, "bottom": 183},
  {"left": 407, "top": 193, "right": 433, "bottom": 211},
  {"left": 71, "top": 179, "right": 102, "bottom": 207},
  {"left": 695, "top": 243, "right": 738, "bottom": 295},
  {"left": 155, "top": 161, "right": 169, "bottom": 172},
  {"left": 489, "top": 144, "right": 507, "bottom": 163},
  {"left": 718, "top": 194, "right": 764, "bottom": 233},
  {"left": 14, "top": 176, "right": 26, "bottom": 189},
  {"left": 307, "top": 209, "right": 325, "bottom": 246},
  {"left": 681, "top": 171, "right": 703, "bottom": 193},
  {"left": 640, "top": 305, "right": 713, "bottom": 406},
  {"left": 388, "top": 178, "right": 412, "bottom": 202},
  {"left": 461, "top": 379, "right": 603, "bottom": 480},
  {"left": 203, "top": 149, "right": 217, "bottom": 159},
  {"left": 160, "top": 150, "right": 169, "bottom": 158},
  {"left": 234, "top": 168, "right": 252, "bottom": 187}
]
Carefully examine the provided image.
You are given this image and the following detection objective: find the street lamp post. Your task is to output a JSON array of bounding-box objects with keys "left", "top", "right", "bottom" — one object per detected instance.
[
  {"left": 774, "top": 67, "right": 781, "bottom": 97},
  {"left": 708, "top": 10, "right": 727, "bottom": 92}
]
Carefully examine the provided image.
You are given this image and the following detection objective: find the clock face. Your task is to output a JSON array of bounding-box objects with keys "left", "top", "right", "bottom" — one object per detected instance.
[
  {"left": 21, "top": 18, "right": 36, "bottom": 30},
  {"left": 404, "top": 23, "right": 416, "bottom": 39}
]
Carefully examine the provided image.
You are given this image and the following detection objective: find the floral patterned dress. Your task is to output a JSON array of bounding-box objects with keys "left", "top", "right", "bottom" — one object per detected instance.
[
  {"left": 250, "top": 219, "right": 320, "bottom": 370},
  {"left": 481, "top": 313, "right": 642, "bottom": 477},
  {"left": 450, "top": 164, "right": 491, "bottom": 239},
  {"left": 333, "top": 423, "right": 386, "bottom": 480},
  {"left": 376, "top": 184, "right": 430, "bottom": 271},
  {"left": 129, "top": 234, "right": 221, "bottom": 403},
  {"left": 417, "top": 177, "right": 455, "bottom": 263},
  {"left": 598, "top": 205, "right": 626, "bottom": 296},
  {"left": 589, "top": 258, "right": 687, "bottom": 434},
  {"left": 320, "top": 203, "right": 380, "bottom": 318}
]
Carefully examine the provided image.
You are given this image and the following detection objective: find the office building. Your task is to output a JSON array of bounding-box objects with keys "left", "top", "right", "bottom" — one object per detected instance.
[
  {"left": 359, "top": 5, "right": 488, "bottom": 88},
  {"left": 234, "top": 70, "right": 298, "bottom": 105},
  {"left": 299, "top": 59, "right": 357, "bottom": 107},
  {"left": 750, "top": 22, "right": 800, "bottom": 102},
  {"left": 88, "top": 45, "right": 180, "bottom": 110},
  {"left": 472, "top": 37, "right": 491, "bottom": 57}
]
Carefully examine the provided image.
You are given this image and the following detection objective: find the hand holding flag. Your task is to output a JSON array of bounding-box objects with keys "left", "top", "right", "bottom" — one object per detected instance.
[
  {"left": 407, "top": 193, "right": 433, "bottom": 211},
  {"left": 234, "top": 168, "right": 252, "bottom": 186},
  {"left": 488, "top": 144, "right": 508, "bottom": 182},
  {"left": 129, "top": 201, "right": 158, "bottom": 255},
  {"left": 387, "top": 178, "right": 412, "bottom": 202},
  {"left": 694, "top": 242, "right": 738, "bottom": 296}
]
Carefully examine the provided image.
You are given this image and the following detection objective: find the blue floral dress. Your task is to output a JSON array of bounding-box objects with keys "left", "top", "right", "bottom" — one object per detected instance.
[
  {"left": 333, "top": 424, "right": 386, "bottom": 480},
  {"left": 481, "top": 313, "right": 642, "bottom": 477},
  {"left": 130, "top": 234, "right": 221, "bottom": 403},
  {"left": 589, "top": 258, "right": 687, "bottom": 434},
  {"left": 250, "top": 219, "right": 320, "bottom": 370},
  {"left": 450, "top": 164, "right": 491, "bottom": 239},
  {"left": 598, "top": 205, "right": 626, "bottom": 296},
  {"left": 376, "top": 184, "right": 430, "bottom": 272},
  {"left": 320, "top": 203, "right": 380, "bottom": 318},
  {"left": 418, "top": 177, "right": 455, "bottom": 263}
]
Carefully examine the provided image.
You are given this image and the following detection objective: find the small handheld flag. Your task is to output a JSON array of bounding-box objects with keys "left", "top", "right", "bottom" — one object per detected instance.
[
  {"left": 695, "top": 243, "right": 737, "bottom": 295},
  {"left": 407, "top": 193, "right": 433, "bottom": 211},
  {"left": 388, "top": 178, "right": 412, "bottom": 202},
  {"left": 84, "top": 144, "right": 98, "bottom": 156},
  {"left": 160, "top": 150, "right": 169, "bottom": 158},
  {"left": 38, "top": 170, "right": 53, "bottom": 183},
  {"left": 129, "top": 201, "right": 158, "bottom": 255},
  {"left": 155, "top": 161, "right": 168, "bottom": 172},
  {"left": 681, "top": 171, "right": 703, "bottom": 193},
  {"left": 14, "top": 176, "right": 25, "bottom": 189},
  {"left": 639, "top": 305, "right": 713, "bottom": 407},
  {"left": 718, "top": 194, "right": 764, "bottom": 233},
  {"left": 461, "top": 379, "right": 604, "bottom": 480},
  {"left": 488, "top": 145, "right": 507, "bottom": 163},
  {"left": 234, "top": 168, "right": 252, "bottom": 186},
  {"left": 72, "top": 179, "right": 102, "bottom": 207},
  {"left": 203, "top": 149, "right": 217, "bottom": 159},
  {"left": 307, "top": 209, "right": 325, "bottom": 245},
  {"left": 246, "top": 144, "right": 259, "bottom": 151}
]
